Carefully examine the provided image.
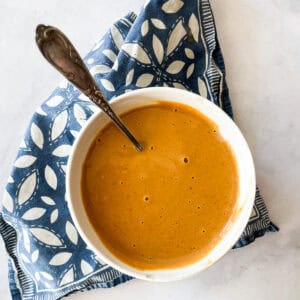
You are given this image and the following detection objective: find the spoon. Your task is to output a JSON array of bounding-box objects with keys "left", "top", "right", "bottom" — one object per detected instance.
[{"left": 35, "top": 24, "right": 143, "bottom": 152}]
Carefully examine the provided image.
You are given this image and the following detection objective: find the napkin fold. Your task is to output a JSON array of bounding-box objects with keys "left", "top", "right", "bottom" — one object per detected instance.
[{"left": 0, "top": 0, "right": 277, "bottom": 299}]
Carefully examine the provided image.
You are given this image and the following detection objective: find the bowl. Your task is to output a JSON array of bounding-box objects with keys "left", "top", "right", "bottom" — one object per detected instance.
[{"left": 66, "top": 87, "right": 256, "bottom": 282}]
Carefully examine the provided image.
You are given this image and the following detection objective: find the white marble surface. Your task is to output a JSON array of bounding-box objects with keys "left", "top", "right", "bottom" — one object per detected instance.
[{"left": 0, "top": 0, "right": 299, "bottom": 299}]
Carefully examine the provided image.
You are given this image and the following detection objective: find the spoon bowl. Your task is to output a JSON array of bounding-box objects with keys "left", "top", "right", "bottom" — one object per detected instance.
[{"left": 66, "top": 87, "right": 256, "bottom": 282}]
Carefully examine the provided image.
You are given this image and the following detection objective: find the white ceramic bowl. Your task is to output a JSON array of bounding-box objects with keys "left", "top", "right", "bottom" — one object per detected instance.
[{"left": 66, "top": 87, "right": 256, "bottom": 282}]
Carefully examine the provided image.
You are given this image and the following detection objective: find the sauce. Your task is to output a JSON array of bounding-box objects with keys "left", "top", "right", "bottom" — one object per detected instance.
[{"left": 81, "top": 102, "right": 239, "bottom": 270}]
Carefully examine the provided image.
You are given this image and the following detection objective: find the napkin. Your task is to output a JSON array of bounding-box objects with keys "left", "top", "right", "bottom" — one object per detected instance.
[{"left": 0, "top": 0, "right": 278, "bottom": 299}]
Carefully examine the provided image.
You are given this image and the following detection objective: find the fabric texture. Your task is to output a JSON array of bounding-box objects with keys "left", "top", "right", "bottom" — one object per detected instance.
[{"left": 0, "top": 0, "right": 278, "bottom": 299}]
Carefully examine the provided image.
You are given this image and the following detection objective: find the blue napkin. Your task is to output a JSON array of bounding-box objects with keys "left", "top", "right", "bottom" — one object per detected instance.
[{"left": 0, "top": 0, "right": 278, "bottom": 299}]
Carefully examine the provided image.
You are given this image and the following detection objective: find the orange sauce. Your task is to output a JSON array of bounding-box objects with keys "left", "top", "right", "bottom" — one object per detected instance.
[{"left": 81, "top": 102, "right": 238, "bottom": 270}]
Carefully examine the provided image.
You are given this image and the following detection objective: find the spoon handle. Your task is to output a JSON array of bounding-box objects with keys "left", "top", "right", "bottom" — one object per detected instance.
[{"left": 36, "top": 24, "right": 143, "bottom": 152}]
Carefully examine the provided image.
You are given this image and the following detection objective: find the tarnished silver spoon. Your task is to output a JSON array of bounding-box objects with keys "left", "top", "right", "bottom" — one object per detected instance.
[{"left": 36, "top": 24, "right": 143, "bottom": 152}]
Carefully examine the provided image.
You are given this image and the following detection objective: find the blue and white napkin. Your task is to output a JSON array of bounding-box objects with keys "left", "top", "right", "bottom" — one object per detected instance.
[{"left": 0, "top": 0, "right": 278, "bottom": 299}]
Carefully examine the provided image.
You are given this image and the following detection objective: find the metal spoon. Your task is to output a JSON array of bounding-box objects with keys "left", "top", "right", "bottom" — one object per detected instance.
[{"left": 35, "top": 24, "right": 143, "bottom": 152}]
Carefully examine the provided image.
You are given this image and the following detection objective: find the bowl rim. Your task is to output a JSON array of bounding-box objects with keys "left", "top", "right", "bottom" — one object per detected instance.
[{"left": 66, "top": 87, "right": 256, "bottom": 282}]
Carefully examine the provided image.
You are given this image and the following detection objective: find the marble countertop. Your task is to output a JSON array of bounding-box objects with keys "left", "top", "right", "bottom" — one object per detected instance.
[{"left": 0, "top": 0, "right": 299, "bottom": 299}]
